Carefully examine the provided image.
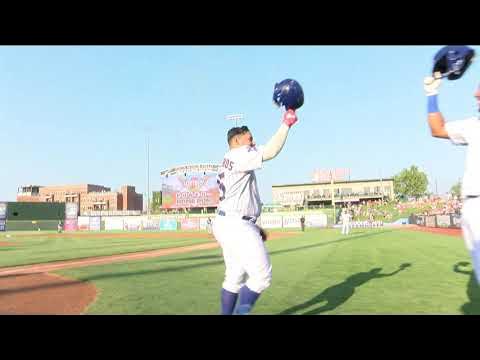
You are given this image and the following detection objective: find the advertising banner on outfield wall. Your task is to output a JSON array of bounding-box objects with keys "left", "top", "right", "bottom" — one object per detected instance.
[
  {"left": 415, "top": 215, "right": 425, "bottom": 226},
  {"left": 425, "top": 215, "right": 436, "bottom": 228},
  {"left": 124, "top": 217, "right": 142, "bottom": 231},
  {"left": 180, "top": 217, "right": 200, "bottom": 230},
  {"left": 64, "top": 219, "right": 78, "bottom": 231},
  {"left": 89, "top": 216, "right": 101, "bottom": 231},
  {"left": 436, "top": 215, "right": 451, "bottom": 228},
  {"left": 78, "top": 216, "right": 90, "bottom": 231},
  {"left": 282, "top": 215, "right": 302, "bottom": 228},
  {"left": 0, "top": 203, "right": 5, "bottom": 231},
  {"left": 259, "top": 216, "right": 283, "bottom": 229},
  {"left": 451, "top": 214, "right": 461, "bottom": 229},
  {"left": 0, "top": 202, "right": 7, "bottom": 220},
  {"left": 305, "top": 214, "right": 328, "bottom": 228},
  {"left": 161, "top": 173, "right": 219, "bottom": 209},
  {"left": 160, "top": 218, "right": 178, "bottom": 231},
  {"left": 142, "top": 218, "right": 161, "bottom": 231},
  {"left": 105, "top": 217, "right": 124, "bottom": 231},
  {"left": 65, "top": 203, "right": 79, "bottom": 220}
]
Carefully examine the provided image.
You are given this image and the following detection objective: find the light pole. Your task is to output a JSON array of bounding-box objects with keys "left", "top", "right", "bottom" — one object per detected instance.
[
  {"left": 226, "top": 113, "right": 244, "bottom": 127},
  {"left": 146, "top": 135, "right": 150, "bottom": 218},
  {"left": 331, "top": 170, "right": 335, "bottom": 225}
]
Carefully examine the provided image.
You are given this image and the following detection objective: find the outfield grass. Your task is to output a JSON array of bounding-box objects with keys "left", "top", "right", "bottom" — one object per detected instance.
[
  {"left": 54, "top": 228, "right": 480, "bottom": 315},
  {"left": 0, "top": 231, "right": 214, "bottom": 267}
]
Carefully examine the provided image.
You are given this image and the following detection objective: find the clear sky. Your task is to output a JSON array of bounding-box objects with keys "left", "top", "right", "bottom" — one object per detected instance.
[{"left": 1, "top": 45, "right": 478, "bottom": 203}]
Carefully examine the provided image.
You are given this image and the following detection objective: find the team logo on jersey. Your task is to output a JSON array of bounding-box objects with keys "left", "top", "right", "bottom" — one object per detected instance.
[{"left": 176, "top": 175, "right": 210, "bottom": 192}]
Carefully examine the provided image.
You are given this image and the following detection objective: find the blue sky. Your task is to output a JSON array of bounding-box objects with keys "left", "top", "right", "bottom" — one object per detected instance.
[{"left": 0, "top": 46, "right": 477, "bottom": 203}]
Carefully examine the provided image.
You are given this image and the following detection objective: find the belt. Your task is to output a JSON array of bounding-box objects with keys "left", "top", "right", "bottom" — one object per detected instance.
[{"left": 217, "top": 210, "right": 256, "bottom": 222}]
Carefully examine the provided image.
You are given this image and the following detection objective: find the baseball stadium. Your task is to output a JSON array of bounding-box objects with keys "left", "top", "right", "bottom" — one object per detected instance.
[
  {"left": 0, "top": 161, "right": 472, "bottom": 315},
  {"left": 1, "top": 45, "right": 479, "bottom": 316}
]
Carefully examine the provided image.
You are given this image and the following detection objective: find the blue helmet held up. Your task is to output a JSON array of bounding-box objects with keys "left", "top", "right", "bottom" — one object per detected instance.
[
  {"left": 273, "top": 79, "right": 304, "bottom": 110},
  {"left": 433, "top": 45, "right": 475, "bottom": 80}
]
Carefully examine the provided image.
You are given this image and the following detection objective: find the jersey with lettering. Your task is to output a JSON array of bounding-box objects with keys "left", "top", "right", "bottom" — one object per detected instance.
[
  {"left": 445, "top": 117, "right": 480, "bottom": 196},
  {"left": 217, "top": 145, "right": 264, "bottom": 218}
]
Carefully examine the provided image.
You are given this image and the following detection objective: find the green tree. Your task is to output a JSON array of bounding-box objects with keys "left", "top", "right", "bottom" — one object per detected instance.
[
  {"left": 151, "top": 191, "right": 162, "bottom": 214},
  {"left": 450, "top": 180, "right": 461, "bottom": 197},
  {"left": 393, "top": 165, "right": 429, "bottom": 199}
]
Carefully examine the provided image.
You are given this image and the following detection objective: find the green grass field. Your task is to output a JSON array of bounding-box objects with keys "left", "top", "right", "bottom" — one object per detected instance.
[
  {"left": 16, "top": 228, "right": 474, "bottom": 315},
  {"left": 0, "top": 231, "right": 213, "bottom": 267}
]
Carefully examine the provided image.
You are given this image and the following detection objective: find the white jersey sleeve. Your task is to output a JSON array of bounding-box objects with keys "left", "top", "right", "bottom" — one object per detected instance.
[{"left": 445, "top": 117, "right": 476, "bottom": 145}]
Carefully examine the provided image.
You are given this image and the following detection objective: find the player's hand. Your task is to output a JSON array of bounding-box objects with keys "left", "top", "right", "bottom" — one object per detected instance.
[
  {"left": 424, "top": 72, "right": 442, "bottom": 96},
  {"left": 283, "top": 109, "right": 298, "bottom": 127}
]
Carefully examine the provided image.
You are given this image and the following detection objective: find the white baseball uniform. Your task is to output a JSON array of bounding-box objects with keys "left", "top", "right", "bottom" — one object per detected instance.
[
  {"left": 212, "top": 144, "right": 272, "bottom": 294},
  {"left": 445, "top": 116, "right": 480, "bottom": 283},
  {"left": 341, "top": 211, "right": 351, "bottom": 235}
]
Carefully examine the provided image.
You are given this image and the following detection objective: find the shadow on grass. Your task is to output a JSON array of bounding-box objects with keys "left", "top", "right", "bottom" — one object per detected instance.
[
  {"left": 0, "top": 230, "right": 394, "bottom": 296},
  {"left": 278, "top": 263, "right": 412, "bottom": 315},
  {"left": 453, "top": 261, "right": 480, "bottom": 315}
]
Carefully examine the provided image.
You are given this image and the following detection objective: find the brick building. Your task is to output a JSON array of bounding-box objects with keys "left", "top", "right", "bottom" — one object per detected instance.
[
  {"left": 17, "top": 184, "right": 143, "bottom": 215},
  {"left": 272, "top": 178, "right": 395, "bottom": 208}
]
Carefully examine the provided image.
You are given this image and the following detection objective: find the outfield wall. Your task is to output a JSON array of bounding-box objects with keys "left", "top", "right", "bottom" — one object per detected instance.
[
  {"left": 409, "top": 213, "right": 461, "bottom": 229},
  {"left": 4, "top": 210, "right": 330, "bottom": 232}
]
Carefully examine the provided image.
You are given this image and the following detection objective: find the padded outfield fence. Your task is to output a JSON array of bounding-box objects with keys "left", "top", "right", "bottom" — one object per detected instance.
[
  {"left": 2, "top": 202, "right": 65, "bottom": 231},
  {"left": 0, "top": 200, "right": 332, "bottom": 232},
  {"left": 408, "top": 213, "right": 461, "bottom": 229},
  {"left": 6, "top": 220, "right": 62, "bottom": 231},
  {"left": 2, "top": 213, "right": 329, "bottom": 232}
]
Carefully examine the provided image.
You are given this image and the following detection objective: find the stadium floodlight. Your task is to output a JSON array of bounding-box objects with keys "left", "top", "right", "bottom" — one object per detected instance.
[
  {"left": 225, "top": 113, "right": 244, "bottom": 127},
  {"left": 146, "top": 135, "right": 150, "bottom": 218}
]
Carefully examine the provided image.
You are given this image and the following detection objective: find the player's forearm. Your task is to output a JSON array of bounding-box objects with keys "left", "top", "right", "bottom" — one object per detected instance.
[
  {"left": 426, "top": 95, "right": 449, "bottom": 139},
  {"left": 262, "top": 123, "right": 290, "bottom": 161}
]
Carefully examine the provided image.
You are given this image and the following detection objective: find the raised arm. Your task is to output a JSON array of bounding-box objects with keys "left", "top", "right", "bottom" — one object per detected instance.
[
  {"left": 424, "top": 72, "right": 450, "bottom": 139},
  {"left": 262, "top": 110, "right": 298, "bottom": 161}
]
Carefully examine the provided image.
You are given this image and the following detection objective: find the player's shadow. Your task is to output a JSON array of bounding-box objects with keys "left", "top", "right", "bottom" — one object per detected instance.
[
  {"left": 278, "top": 263, "right": 412, "bottom": 315},
  {"left": 453, "top": 261, "right": 480, "bottom": 315}
]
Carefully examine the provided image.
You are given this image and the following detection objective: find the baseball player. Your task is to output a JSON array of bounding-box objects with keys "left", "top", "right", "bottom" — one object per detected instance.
[
  {"left": 340, "top": 208, "right": 351, "bottom": 235},
  {"left": 424, "top": 72, "right": 480, "bottom": 285},
  {"left": 206, "top": 217, "right": 212, "bottom": 234},
  {"left": 212, "top": 110, "right": 299, "bottom": 315}
]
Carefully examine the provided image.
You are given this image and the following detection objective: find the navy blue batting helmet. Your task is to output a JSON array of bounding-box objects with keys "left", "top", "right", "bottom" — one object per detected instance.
[
  {"left": 433, "top": 45, "right": 475, "bottom": 80},
  {"left": 273, "top": 79, "right": 304, "bottom": 110}
]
